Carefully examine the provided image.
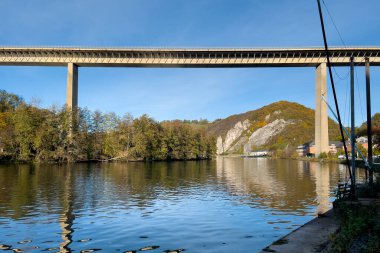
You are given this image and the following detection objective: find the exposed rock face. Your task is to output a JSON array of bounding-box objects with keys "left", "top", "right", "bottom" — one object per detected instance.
[
  {"left": 209, "top": 101, "right": 343, "bottom": 156},
  {"left": 244, "top": 119, "right": 292, "bottom": 153},
  {"left": 229, "top": 135, "right": 248, "bottom": 153},
  {"left": 217, "top": 118, "right": 292, "bottom": 155},
  {"left": 216, "top": 119, "right": 250, "bottom": 154},
  {"left": 216, "top": 136, "right": 224, "bottom": 155},
  {"left": 264, "top": 110, "right": 281, "bottom": 122}
]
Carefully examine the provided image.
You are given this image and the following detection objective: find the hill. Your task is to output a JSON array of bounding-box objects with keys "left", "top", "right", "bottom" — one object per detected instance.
[
  {"left": 357, "top": 113, "right": 380, "bottom": 136},
  {"left": 207, "top": 101, "right": 341, "bottom": 155}
]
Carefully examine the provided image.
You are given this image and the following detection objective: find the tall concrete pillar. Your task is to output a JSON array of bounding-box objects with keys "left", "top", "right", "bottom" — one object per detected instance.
[
  {"left": 315, "top": 63, "right": 329, "bottom": 157},
  {"left": 66, "top": 63, "right": 78, "bottom": 109}
]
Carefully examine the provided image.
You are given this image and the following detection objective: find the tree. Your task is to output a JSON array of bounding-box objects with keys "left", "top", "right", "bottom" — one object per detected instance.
[
  {"left": 131, "top": 115, "right": 165, "bottom": 160},
  {"left": 0, "top": 90, "right": 23, "bottom": 113},
  {"left": 102, "top": 112, "right": 121, "bottom": 158},
  {"left": 12, "top": 104, "right": 45, "bottom": 160},
  {"left": 117, "top": 113, "right": 134, "bottom": 158}
]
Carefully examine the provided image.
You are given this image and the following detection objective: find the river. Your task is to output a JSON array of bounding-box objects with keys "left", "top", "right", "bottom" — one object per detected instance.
[{"left": 0, "top": 157, "right": 359, "bottom": 252}]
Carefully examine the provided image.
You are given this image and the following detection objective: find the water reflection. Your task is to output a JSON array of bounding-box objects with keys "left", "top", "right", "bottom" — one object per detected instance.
[
  {"left": 215, "top": 157, "right": 341, "bottom": 214},
  {"left": 0, "top": 159, "right": 355, "bottom": 252},
  {"left": 311, "top": 162, "right": 331, "bottom": 214},
  {"left": 59, "top": 168, "right": 74, "bottom": 253}
]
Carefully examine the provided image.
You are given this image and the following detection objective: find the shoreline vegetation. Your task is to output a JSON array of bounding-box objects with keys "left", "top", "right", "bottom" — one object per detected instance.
[
  {"left": 1, "top": 89, "right": 379, "bottom": 165},
  {"left": 0, "top": 90, "right": 215, "bottom": 163}
]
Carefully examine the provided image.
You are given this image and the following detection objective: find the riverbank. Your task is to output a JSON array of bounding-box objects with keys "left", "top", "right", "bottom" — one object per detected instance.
[
  {"left": 260, "top": 209, "right": 339, "bottom": 253},
  {"left": 328, "top": 198, "right": 380, "bottom": 252},
  {"left": 0, "top": 154, "right": 214, "bottom": 164},
  {"left": 261, "top": 192, "right": 380, "bottom": 252}
]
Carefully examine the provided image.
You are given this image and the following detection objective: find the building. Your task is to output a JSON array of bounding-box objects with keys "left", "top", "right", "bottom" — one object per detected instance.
[
  {"left": 297, "top": 141, "right": 344, "bottom": 157},
  {"left": 296, "top": 145, "right": 308, "bottom": 156},
  {"left": 245, "top": 150, "right": 270, "bottom": 157},
  {"left": 295, "top": 142, "right": 314, "bottom": 157},
  {"left": 356, "top": 136, "right": 368, "bottom": 144},
  {"left": 328, "top": 141, "right": 344, "bottom": 154}
]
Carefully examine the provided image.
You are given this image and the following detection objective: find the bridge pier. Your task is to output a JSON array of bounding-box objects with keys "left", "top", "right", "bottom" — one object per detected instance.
[
  {"left": 315, "top": 63, "right": 329, "bottom": 157},
  {"left": 66, "top": 63, "right": 78, "bottom": 109}
]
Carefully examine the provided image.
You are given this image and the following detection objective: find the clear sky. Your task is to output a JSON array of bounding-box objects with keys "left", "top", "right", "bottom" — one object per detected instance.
[{"left": 0, "top": 0, "right": 379, "bottom": 125}]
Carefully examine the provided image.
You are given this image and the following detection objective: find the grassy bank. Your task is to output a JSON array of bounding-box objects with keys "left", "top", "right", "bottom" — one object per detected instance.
[
  {"left": 330, "top": 200, "right": 380, "bottom": 253},
  {"left": 327, "top": 179, "right": 380, "bottom": 253}
]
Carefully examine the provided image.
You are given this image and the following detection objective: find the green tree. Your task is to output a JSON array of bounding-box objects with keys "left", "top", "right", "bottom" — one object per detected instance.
[
  {"left": 102, "top": 112, "right": 121, "bottom": 158},
  {"left": 131, "top": 115, "right": 165, "bottom": 160},
  {"left": 117, "top": 113, "right": 134, "bottom": 159},
  {"left": 12, "top": 104, "right": 45, "bottom": 160}
]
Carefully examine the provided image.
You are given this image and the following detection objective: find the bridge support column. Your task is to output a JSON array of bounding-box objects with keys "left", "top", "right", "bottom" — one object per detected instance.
[
  {"left": 66, "top": 63, "right": 78, "bottom": 109},
  {"left": 315, "top": 63, "right": 329, "bottom": 157}
]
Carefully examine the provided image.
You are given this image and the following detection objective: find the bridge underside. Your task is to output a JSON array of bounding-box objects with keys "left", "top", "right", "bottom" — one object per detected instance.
[{"left": 2, "top": 46, "right": 379, "bottom": 156}]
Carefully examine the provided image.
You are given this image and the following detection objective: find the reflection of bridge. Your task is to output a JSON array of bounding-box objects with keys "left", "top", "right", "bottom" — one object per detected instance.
[
  {"left": 1, "top": 47, "right": 380, "bottom": 155},
  {"left": 59, "top": 169, "right": 74, "bottom": 253}
]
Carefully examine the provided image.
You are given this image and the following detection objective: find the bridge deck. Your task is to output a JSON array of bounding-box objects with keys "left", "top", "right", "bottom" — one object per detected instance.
[{"left": 1, "top": 47, "right": 380, "bottom": 67}]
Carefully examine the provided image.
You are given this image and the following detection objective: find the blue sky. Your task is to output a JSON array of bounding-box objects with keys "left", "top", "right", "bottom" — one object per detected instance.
[{"left": 0, "top": 0, "right": 379, "bottom": 124}]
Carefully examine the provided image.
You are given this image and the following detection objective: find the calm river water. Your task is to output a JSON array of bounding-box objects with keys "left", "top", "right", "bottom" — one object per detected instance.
[{"left": 0, "top": 158, "right": 358, "bottom": 252}]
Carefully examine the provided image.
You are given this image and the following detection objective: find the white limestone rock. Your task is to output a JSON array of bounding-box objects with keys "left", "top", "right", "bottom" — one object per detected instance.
[
  {"left": 229, "top": 135, "right": 249, "bottom": 153},
  {"left": 244, "top": 119, "right": 292, "bottom": 153},
  {"left": 216, "top": 119, "right": 250, "bottom": 155},
  {"left": 216, "top": 136, "right": 224, "bottom": 155}
]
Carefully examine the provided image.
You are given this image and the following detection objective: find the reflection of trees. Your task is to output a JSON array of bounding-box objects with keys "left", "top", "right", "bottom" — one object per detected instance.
[
  {"left": 94, "top": 161, "right": 217, "bottom": 209},
  {"left": 0, "top": 164, "right": 43, "bottom": 219},
  {"left": 0, "top": 159, "right": 363, "bottom": 223},
  {"left": 0, "top": 164, "right": 76, "bottom": 252},
  {"left": 215, "top": 157, "right": 343, "bottom": 213},
  {"left": 0, "top": 161, "right": 219, "bottom": 220}
]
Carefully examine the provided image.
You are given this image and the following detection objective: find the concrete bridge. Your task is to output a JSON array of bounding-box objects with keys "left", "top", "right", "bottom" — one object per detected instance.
[{"left": 1, "top": 46, "right": 380, "bottom": 156}]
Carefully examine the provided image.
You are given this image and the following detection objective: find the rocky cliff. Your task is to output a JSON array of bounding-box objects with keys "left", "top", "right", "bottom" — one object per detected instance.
[
  {"left": 208, "top": 101, "right": 341, "bottom": 155},
  {"left": 216, "top": 120, "right": 250, "bottom": 154}
]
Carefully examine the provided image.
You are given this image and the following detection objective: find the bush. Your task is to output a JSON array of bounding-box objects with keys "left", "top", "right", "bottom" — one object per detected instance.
[{"left": 330, "top": 202, "right": 380, "bottom": 253}]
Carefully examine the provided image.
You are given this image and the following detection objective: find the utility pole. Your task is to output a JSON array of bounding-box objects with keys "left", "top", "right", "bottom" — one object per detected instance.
[
  {"left": 350, "top": 57, "right": 356, "bottom": 190},
  {"left": 365, "top": 58, "right": 373, "bottom": 185}
]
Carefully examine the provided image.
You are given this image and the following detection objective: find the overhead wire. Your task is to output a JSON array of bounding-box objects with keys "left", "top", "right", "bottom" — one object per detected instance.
[
  {"left": 317, "top": 0, "right": 354, "bottom": 193},
  {"left": 322, "top": 0, "right": 358, "bottom": 131},
  {"left": 322, "top": 0, "right": 350, "bottom": 81},
  {"left": 321, "top": 0, "right": 346, "bottom": 47},
  {"left": 347, "top": 78, "right": 351, "bottom": 128},
  {"left": 321, "top": 0, "right": 351, "bottom": 130},
  {"left": 321, "top": 0, "right": 372, "bottom": 186}
]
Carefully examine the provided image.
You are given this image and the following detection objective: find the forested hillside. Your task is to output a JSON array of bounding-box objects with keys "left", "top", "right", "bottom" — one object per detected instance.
[{"left": 357, "top": 113, "right": 380, "bottom": 153}]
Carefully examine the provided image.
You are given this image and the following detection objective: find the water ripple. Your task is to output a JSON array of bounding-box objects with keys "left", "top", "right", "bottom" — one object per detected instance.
[{"left": 0, "top": 159, "right": 358, "bottom": 252}]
